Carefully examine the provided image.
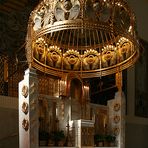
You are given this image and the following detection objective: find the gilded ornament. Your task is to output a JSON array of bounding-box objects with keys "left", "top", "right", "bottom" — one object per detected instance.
[
  {"left": 47, "top": 46, "right": 62, "bottom": 68},
  {"left": 26, "top": 0, "right": 139, "bottom": 78},
  {"left": 83, "top": 50, "right": 99, "bottom": 70},
  {"left": 54, "top": 0, "right": 80, "bottom": 21},
  {"left": 114, "top": 103, "right": 120, "bottom": 112},
  {"left": 22, "top": 102, "right": 29, "bottom": 115},
  {"left": 21, "top": 85, "right": 28, "bottom": 98},
  {"left": 63, "top": 50, "right": 80, "bottom": 70},
  {"left": 113, "top": 127, "right": 120, "bottom": 136},
  {"left": 117, "top": 37, "right": 133, "bottom": 62},
  {"left": 22, "top": 119, "right": 29, "bottom": 131},
  {"left": 113, "top": 115, "right": 120, "bottom": 124}
]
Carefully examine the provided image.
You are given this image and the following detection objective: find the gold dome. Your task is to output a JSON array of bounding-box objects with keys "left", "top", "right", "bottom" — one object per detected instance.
[{"left": 26, "top": 0, "right": 139, "bottom": 78}]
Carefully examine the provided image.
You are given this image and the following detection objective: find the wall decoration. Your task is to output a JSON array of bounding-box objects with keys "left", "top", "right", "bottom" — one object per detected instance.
[
  {"left": 22, "top": 119, "right": 29, "bottom": 131},
  {"left": 22, "top": 102, "right": 29, "bottom": 114},
  {"left": 114, "top": 103, "right": 120, "bottom": 112},
  {"left": 113, "top": 127, "right": 120, "bottom": 136},
  {"left": 21, "top": 85, "right": 28, "bottom": 98},
  {"left": 26, "top": 0, "right": 139, "bottom": 78},
  {"left": 113, "top": 115, "right": 120, "bottom": 124}
]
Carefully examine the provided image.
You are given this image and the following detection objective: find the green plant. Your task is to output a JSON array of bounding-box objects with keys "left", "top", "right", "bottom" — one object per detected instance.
[
  {"left": 39, "top": 131, "right": 49, "bottom": 146},
  {"left": 94, "top": 134, "right": 104, "bottom": 143},
  {"left": 105, "top": 135, "right": 116, "bottom": 142},
  {"left": 39, "top": 131, "right": 49, "bottom": 141},
  {"left": 50, "top": 130, "right": 65, "bottom": 146}
]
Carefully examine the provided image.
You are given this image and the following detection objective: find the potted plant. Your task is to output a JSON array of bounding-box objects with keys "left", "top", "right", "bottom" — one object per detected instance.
[
  {"left": 94, "top": 134, "right": 104, "bottom": 147},
  {"left": 39, "top": 131, "right": 49, "bottom": 146},
  {"left": 49, "top": 130, "right": 65, "bottom": 146},
  {"left": 105, "top": 135, "right": 116, "bottom": 146}
]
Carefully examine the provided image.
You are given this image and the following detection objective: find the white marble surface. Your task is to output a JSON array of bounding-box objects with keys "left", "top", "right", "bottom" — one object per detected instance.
[{"left": 19, "top": 68, "right": 39, "bottom": 148}]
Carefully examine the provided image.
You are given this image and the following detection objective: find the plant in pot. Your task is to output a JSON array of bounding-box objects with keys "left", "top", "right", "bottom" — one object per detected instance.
[
  {"left": 50, "top": 130, "right": 65, "bottom": 146},
  {"left": 39, "top": 131, "right": 49, "bottom": 146},
  {"left": 94, "top": 134, "right": 104, "bottom": 147},
  {"left": 105, "top": 134, "right": 116, "bottom": 146}
]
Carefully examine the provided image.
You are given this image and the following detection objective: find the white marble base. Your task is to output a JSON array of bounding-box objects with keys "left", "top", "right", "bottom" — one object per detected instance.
[{"left": 19, "top": 68, "right": 39, "bottom": 148}]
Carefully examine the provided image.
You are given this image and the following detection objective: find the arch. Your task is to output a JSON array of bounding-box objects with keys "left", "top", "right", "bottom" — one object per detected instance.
[
  {"left": 70, "top": 78, "right": 82, "bottom": 103},
  {"left": 60, "top": 72, "right": 84, "bottom": 100}
]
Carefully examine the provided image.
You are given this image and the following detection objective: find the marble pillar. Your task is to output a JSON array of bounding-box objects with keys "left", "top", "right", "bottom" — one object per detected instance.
[
  {"left": 74, "top": 119, "right": 94, "bottom": 148},
  {"left": 19, "top": 68, "right": 39, "bottom": 148},
  {"left": 108, "top": 91, "right": 125, "bottom": 148}
]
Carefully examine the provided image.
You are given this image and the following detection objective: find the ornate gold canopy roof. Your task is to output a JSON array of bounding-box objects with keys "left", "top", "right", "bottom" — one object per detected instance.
[{"left": 26, "top": 0, "right": 139, "bottom": 78}]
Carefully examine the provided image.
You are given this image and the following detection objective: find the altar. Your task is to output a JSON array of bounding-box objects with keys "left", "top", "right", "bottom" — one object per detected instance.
[
  {"left": 18, "top": 0, "right": 139, "bottom": 147},
  {"left": 19, "top": 69, "right": 125, "bottom": 148}
]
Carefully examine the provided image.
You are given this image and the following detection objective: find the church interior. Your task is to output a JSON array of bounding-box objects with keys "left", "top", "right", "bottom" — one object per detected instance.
[{"left": 0, "top": 0, "right": 148, "bottom": 148}]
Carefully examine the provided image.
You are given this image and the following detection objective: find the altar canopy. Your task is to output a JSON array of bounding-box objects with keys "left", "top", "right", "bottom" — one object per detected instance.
[
  {"left": 19, "top": 0, "right": 140, "bottom": 148},
  {"left": 26, "top": 0, "right": 139, "bottom": 78}
]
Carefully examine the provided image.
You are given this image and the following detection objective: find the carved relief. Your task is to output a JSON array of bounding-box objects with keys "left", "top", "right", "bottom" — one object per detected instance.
[
  {"left": 54, "top": 0, "right": 80, "bottom": 21},
  {"left": 22, "top": 102, "right": 29, "bottom": 114},
  {"left": 21, "top": 85, "right": 28, "bottom": 98},
  {"left": 32, "top": 37, "right": 47, "bottom": 63},
  {"left": 32, "top": 0, "right": 80, "bottom": 30},
  {"left": 22, "top": 119, "right": 29, "bottom": 131},
  {"left": 96, "top": 0, "right": 111, "bottom": 22},
  {"left": 33, "top": 39, "right": 63, "bottom": 68},
  {"left": 33, "top": 5, "right": 46, "bottom": 31},
  {"left": 32, "top": 39, "right": 133, "bottom": 72},
  {"left": 113, "top": 115, "right": 120, "bottom": 124},
  {"left": 46, "top": 46, "right": 62, "bottom": 68},
  {"left": 63, "top": 50, "right": 80, "bottom": 70},
  {"left": 117, "top": 37, "right": 132, "bottom": 62},
  {"left": 113, "top": 127, "right": 120, "bottom": 136},
  {"left": 102, "top": 45, "right": 116, "bottom": 68},
  {"left": 27, "top": 0, "right": 139, "bottom": 79},
  {"left": 83, "top": 50, "right": 99, "bottom": 70},
  {"left": 86, "top": 0, "right": 111, "bottom": 22},
  {"left": 43, "top": 1, "right": 55, "bottom": 26},
  {"left": 114, "top": 103, "right": 120, "bottom": 112},
  {"left": 33, "top": 12, "right": 43, "bottom": 31}
]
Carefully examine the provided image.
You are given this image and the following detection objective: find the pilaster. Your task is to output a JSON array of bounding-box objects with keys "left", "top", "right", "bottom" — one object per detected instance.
[{"left": 19, "top": 68, "right": 39, "bottom": 148}]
